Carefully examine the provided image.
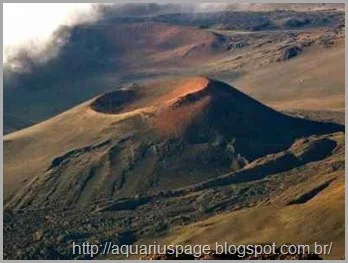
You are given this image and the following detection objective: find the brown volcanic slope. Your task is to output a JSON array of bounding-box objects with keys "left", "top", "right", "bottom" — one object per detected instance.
[
  {"left": 147, "top": 169, "right": 345, "bottom": 259},
  {"left": 231, "top": 38, "right": 345, "bottom": 112},
  {"left": 4, "top": 77, "right": 343, "bottom": 211},
  {"left": 68, "top": 22, "right": 227, "bottom": 68}
]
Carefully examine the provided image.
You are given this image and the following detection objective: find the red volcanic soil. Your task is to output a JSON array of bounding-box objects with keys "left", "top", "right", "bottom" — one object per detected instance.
[
  {"left": 152, "top": 77, "right": 214, "bottom": 137},
  {"left": 90, "top": 77, "right": 214, "bottom": 137},
  {"left": 90, "top": 77, "right": 210, "bottom": 115},
  {"left": 90, "top": 76, "right": 343, "bottom": 159},
  {"left": 155, "top": 77, "right": 210, "bottom": 105},
  {"left": 154, "top": 96, "right": 212, "bottom": 137}
]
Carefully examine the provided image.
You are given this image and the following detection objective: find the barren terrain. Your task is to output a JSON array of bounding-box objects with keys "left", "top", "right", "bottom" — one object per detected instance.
[{"left": 3, "top": 4, "right": 345, "bottom": 260}]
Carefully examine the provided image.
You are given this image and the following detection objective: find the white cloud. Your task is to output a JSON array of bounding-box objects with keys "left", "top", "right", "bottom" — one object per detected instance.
[{"left": 3, "top": 3, "right": 100, "bottom": 63}]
